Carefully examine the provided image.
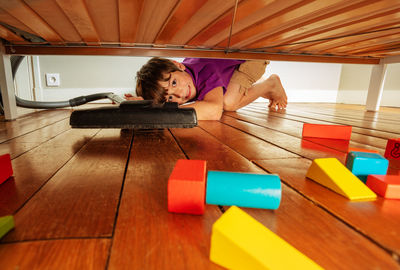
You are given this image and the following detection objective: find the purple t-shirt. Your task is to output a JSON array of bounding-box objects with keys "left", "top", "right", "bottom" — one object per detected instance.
[{"left": 182, "top": 58, "right": 245, "bottom": 101}]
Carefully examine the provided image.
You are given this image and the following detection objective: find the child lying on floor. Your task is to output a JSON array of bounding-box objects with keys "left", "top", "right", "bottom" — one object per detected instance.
[{"left": 126, "top": 57, "right": 287, "bottom": 120}]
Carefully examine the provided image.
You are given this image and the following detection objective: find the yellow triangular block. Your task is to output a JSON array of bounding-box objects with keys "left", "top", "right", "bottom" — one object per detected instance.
[
  {"left": 306, "top": 158, "right": 376, "bottom": 201},
  {"left": 210, "top": 206, "right": 323, "bottom": 270}
]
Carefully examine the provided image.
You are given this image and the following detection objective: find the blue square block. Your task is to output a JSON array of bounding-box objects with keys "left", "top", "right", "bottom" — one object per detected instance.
[{"left": 346, "top": 151, "right": 389, "bottom": 182}]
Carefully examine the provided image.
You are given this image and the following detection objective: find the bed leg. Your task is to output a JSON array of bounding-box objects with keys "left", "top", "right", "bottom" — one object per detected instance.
[{"left": 0, "top": 46, "right": 17, "bottom": 120}]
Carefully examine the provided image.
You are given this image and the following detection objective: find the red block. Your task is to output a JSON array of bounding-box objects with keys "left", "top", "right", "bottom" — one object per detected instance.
[
  {"left": 384, "top": 138, "right": 400, "bottom": 160},
  {"left": 366, "top": 175, "right": 400, "bottom": 199},
  {"left": 0, "top": 154, "right": 13, "bottom": 185},
  {"left": 302, "top": 123, "right": 352, "bottom": 140},
  {"left": 168, "top": 159, "right": 207, "bottom": 215}
]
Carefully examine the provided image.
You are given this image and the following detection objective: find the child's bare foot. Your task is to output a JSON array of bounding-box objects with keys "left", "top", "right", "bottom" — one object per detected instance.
[{"left": 262, "top": 74, "right": 287, "bottom": 111}]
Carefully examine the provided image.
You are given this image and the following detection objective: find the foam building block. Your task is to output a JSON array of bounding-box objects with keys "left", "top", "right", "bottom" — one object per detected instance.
[
  {"left": 210, "top": 206, "right": 323, "bottom": 270},
  {"left": 0, "top": 153, "right": 13, "bottom": 185},
  {"left": 346, "top": 152, "right": 388, "bottom": 182},
  {"left": 303, "top": 137, "right": 350, "bottom": 152},
  {"left": 206, "top": 171, "right": 281, "bottom": 209},
  {"left": 366, "top": 175, "right": 400, "bottom": 199},
  {"left": 306, "top": 158, "right": 376, "bottom": 200},
  {"left": 345, "top": 148, "right": 380, "bottom": 165},
  {"left": 168, "top": 159, "right": 206, "bottom": 215},
  {"left": 0, "top": 215, "right": 15, "bottom": 239},
  {"left": 302, "top": 123, "right": 352, "bottom": 140},
  {"left": 384, "top": 138, "right": 400, "bottom": 160}
]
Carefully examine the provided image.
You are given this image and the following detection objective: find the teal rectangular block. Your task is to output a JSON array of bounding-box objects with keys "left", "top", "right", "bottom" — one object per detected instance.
[
  {"left": 0, "top": 215, "right": 15, "bottom": 239},
  {"left": 346, "top": 151, "right": 389, "bottom": 182},
  {"left": 206, "top": 171, "right": 281, "bottom": 209}
]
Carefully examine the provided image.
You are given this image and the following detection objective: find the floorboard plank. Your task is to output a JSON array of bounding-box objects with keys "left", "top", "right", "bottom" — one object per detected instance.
[
  {"left": 108, "top": 130, "right": 223, "bottom": 270},
  {"left": 285, "top": 103, "right": 400, "bottom": 123},
  {"left": 0, "top": 119, "right": 71, "bottom": 159},
  {"left": 0, "top": 109, "right": 71, "bottom": 143},
  {"left": 251, "top": 103, "right": 400, "bottom": 123},
  {"left": 238, "top": 108, "right": 393, "bottom": 149},
  {"left": 198, "top": 121, "right": 299, "bottom": 160},
  {"left": 248, "top": 103, "right": 400, "bottom": 134},
  {"left": 1, "top": 129, "right": 132, "bottom": 241},
  {"left": 0, "top": 128, "right": 98, "bottom": 216},
  {"left": 220, "top": 114, "right": 348, "bottom": 162},
  {"left": 278, "top": 106, "right": 399, "bottom": 125},
  {"left": 246, "top": 105, "right": 400, "bottom": 140},
  {"left": 0, "top": 239, "right": 110, "bottom": 270}
]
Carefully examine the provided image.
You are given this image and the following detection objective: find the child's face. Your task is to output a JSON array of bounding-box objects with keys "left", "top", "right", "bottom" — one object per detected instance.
[{"left": 159, "top": 70, "right": 196, "bottom": 105}]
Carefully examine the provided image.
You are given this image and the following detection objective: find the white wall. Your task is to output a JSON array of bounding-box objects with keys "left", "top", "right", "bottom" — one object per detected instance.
[
  {"left": 336, "top": 64, "right": 371, "bottom": 105},
  {"left": 32, "top": 56, "right": 344, "bottom": 103},
  {"left": 262, "top": 61, "right": 342, "bottom": 103},
  {"left": 337, "top": 63, "right": 400, "bottom": 107},
  {"left": 13, "top": 55, "right": 400, "bottom": 107},
  {"left": 38, "top": 55, "right": 149, "bottom": 101}
]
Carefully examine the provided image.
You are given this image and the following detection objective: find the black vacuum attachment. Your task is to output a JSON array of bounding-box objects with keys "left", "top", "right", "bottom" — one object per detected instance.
[{"left": 70, "top": 100, "right": 197, "bottom": 129}]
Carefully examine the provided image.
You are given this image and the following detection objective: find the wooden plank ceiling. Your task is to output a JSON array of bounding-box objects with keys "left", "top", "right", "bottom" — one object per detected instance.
[{"left": 0, "top": 0, "right": 399, "bottom": 63}]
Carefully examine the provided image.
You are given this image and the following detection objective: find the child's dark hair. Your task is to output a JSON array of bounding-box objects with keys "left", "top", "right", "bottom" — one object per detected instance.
[{"left": 135, "top": 57, "right": 181, "bottom": 104}]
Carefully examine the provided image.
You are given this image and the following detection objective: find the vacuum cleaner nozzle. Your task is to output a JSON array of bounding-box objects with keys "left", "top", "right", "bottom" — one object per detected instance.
[{"left": 70, "top": 100, "right": 197, "bottom": 129}]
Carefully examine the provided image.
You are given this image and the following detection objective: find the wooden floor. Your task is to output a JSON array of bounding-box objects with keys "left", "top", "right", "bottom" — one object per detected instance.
[{"left": 1, "top": 103, "right": 400, "bottom": 270}]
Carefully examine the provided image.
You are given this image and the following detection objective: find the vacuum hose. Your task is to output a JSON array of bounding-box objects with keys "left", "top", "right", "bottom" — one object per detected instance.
[{"left": 16, "top": 92, "right": 115, "bottom": 108}]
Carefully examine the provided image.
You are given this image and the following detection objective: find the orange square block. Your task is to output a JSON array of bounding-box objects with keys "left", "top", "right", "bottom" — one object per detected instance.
[
  {"left": 302, "top": 123, "right": 352, "bottom": 140},
  {"left": 168, "top": 159, "right": 207, "bottom": 215},
  {"left": 366, "top": 175, "right": 400, "bottom": 199},
  {"left": 0, "top": 154, "right": 13, "bottom": 185},
  {"left": 384, "top": 138, "right": 400, "bottom": 160}
]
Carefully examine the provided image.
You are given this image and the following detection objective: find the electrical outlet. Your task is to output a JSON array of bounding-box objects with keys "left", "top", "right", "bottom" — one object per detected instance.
[{"left": 45, "top": 73, "right": 60, "bottom": 87}]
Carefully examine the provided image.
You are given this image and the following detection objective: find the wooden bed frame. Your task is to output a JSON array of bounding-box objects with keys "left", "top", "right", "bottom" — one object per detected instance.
[{"left": 1, "top": 0, "right": 400, "bottom": 120}]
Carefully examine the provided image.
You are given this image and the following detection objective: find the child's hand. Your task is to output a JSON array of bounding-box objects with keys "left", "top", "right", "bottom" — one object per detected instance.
[{"left": 124, "top": 93, "right": 144, "bottom": 101}]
